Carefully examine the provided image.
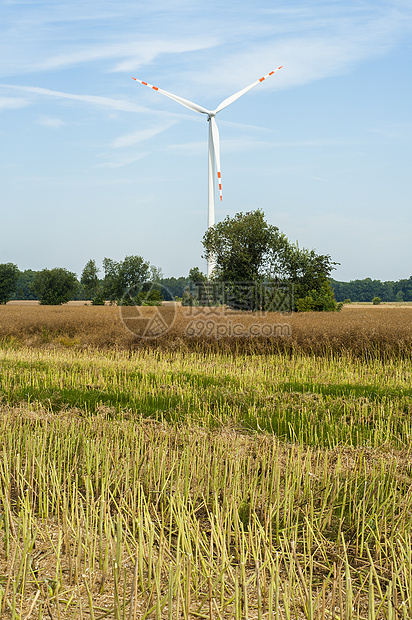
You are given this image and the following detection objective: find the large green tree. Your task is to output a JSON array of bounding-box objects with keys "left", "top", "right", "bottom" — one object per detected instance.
[
  {"left": 0, "top": 263, "right": 19, "bottom": 304},
  {"left": 201, "top": 210, "right": 340, "bottom": 311},
  {"left": 202, "top": 210, "right": 289, "bottom": 283},
  {"left": 103, "top": 255, "right": 151, "bottom": 303},
  {"left": 31, "top": 268, "right": 79, "bottom": 305},
  {"left": 279, "top": 243, "right": 339, "bottom": 311}
]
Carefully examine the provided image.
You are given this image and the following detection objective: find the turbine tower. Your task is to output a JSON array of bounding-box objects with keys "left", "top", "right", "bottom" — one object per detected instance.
[{"left": 132, "top": 67, "right": 282, "bottom": 277}]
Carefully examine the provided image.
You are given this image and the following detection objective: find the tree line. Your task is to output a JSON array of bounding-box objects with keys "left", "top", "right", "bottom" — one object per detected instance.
[
  {"left": 330, "top": 277, "right": 412, "bottom": 303},
  {"left": 1, "top": 210, "right": 409, "bottom": 310},
  {"left": 0, "top": 260, "right": 191, "bottom": 306}
]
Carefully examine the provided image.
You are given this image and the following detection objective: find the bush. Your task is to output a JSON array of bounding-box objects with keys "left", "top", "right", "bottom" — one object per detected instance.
[
  {"left": 31, "top": 268, "right": 79, "bottom": 305},
  {"left": 91, "top": 292, "right": 105, "bottom": 306},
  {"left": 372, "top": 297, "right": 382, "bottom": 305},
  {"left": 296, "top": 281, "right": 342, "bottom": 312}
]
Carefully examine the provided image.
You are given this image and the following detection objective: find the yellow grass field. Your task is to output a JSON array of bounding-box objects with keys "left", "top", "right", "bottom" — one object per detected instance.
[{"left": 1, "top": 303, "right": 412, "bottom": 357}]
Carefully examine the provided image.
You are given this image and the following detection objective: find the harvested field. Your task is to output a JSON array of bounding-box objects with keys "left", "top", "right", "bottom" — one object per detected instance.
[
  {"left": 1, "top": 304, "right": 412, "bottom": 357},
  {"left": 1, "top": 305, "right": 412, "bottom": 618},
  {"left": 2, "top": 402, "right": 412, "bottom": 620}
]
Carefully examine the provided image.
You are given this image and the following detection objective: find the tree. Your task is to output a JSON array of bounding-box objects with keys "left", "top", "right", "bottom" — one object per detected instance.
[
  {"left": 103, "top": 256, "right": 151, "bottom": 303},
  {"left": 182, "top": 267, "right": 209, "bottom": 307},
  {"left": 201, "top": 210, "right": 340, "bottom": 311},
  {"left": 81, "top": 259, "right": 100, "bottom": 300},
  {"left": 0, "top": 263, "right": 19, "bottom": 304},
  {"left": 160, "top": 276, "right": 190, "bottom": 300},
  {"left": 120, "top": 255, "right": 151, "bottom": 290},
  {"left": 279, "top": 243, "right": 339, "bottom": 311},
  {"left": 295, "top": 280, "right": 343, "bottom": 312},
  {"left": 31, "top": 268, "right": 79, "bottom": 305},
  {"left": 10, "top": 269, "right": 38, "bottom": 300},
  {"left": 102, "top": 258, "right": 121, "bottom": 302},
  {"left": 149, "top": 265, "right": 164, "bottom": 283},
  {"left": 202, "top": 210, "right": 288, "bottom": 283},
  {"left": 188, "top": 267, "right": 207, "bottom": 284}
]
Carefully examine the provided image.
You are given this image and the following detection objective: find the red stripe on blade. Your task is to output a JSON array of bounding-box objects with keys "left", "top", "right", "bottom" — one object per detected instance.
[
  {"left": 259, "top": 77, "right": 265, "bottom": 82},
  {"left": 152, "top": 87, "right": 158, "bottom": 91}
]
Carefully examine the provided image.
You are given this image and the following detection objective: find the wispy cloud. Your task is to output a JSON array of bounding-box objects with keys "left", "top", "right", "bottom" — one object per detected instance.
[
  {"left": 93, "top": 153, "right": 148, "bottom": 169},
  {"left": 0, "top": 83, "right": 149, "bottom": 113},
  {"left": 168, "top": 136, "right": 360, "bottom": 157},
  {"left": 111, "top": 120, "right": 178, "bottom": 148},
  {"left": 34, "top": 38, "right": 218, "bottom": 74},
  {"left": 168, "top": 141, "right": 205, "bottom": 156},
  {"left": 1, "top": 1, "right": 410, "bottom": 97},
  {"left": 35, "top": 115, "right": 66, "bottom": 128},
  {"left": 368, "top": 122, "right": 412, "bottom": 140},
  {"left": 183, "top": 6, "right": 412, "bottom": 95},
  {"left": 0, "top": 95, "right": 29, "bottom": 111}
]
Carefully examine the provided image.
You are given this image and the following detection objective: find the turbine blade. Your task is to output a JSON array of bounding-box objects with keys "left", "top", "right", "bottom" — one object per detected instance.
[
  {"left": 210, "top": 116, "right": 222, "bottom": 201},
  {"left": 132, "top": 77, "right": 210, "bottom": 115},
  {"left": 213, "top": 66, "right": 283, "bottom": 115}
]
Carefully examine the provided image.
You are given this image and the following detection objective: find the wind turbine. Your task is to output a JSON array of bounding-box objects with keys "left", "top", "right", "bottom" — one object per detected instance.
[{"left": 132, "top": 67, "right": 283, "bottom": 277}]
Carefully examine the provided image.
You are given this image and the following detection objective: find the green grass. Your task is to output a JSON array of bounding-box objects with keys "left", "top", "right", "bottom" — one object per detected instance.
[
  {"left": 1, "top": 346, "right": 411, "bottom": 447},
  {"left": 1, "top": 403, "right": 412, "bottom": 618},
  {"left": 2, "top": 343, "right": 412, "bottom": 618}
]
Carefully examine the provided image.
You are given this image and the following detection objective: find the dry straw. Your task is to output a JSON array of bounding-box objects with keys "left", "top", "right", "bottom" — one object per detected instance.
[{"left": 1, "top": 304, "right": 412, "bottom": 357}]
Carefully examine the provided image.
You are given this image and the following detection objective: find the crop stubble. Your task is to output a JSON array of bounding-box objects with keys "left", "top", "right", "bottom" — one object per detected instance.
[{"left": 0, "top": 304, "right": 412, "bottom": 618}]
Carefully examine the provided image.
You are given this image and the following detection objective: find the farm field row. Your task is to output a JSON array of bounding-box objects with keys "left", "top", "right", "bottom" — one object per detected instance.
[
  {"left": 1, "top": 345, "right": 412, "bottom": 447},
  {"left": 1, "top": 304, "right": 412, "bottom": 356},
  {"left": 1, "top": 338, "right": 412, "bottom": 618}
]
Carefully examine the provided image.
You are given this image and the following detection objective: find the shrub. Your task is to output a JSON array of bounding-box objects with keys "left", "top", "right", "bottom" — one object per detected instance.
[
  {"left": 296, "top": 281, "right": 342, "bottom": 312},
  {"left": 31, "top": 268, "right": 79, "bottom": 305}
]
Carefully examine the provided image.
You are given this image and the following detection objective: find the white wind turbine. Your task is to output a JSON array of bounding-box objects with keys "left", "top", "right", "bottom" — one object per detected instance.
[{"left": 132, "top": 67, "right": 283, "bottom": 277}]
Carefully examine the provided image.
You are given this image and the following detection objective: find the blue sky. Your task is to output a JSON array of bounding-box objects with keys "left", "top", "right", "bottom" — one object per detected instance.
[{"left": 0, "top": 0, "right": 411, "bottom": 281}]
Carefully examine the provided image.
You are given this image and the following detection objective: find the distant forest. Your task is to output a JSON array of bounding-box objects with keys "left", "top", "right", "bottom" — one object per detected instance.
[
  {"left": 10, "top": 270, "right": 191, "bottom": 302},
  {"left": 9, "top": 270, "right": 412, "bottom": 303},
  {"left": 330, "top": 277, "right": 412, "bottom": 303}
]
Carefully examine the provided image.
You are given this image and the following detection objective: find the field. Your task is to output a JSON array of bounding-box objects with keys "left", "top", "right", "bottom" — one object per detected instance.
[
  {"left": 1, "top": 303, "right": 412, "bottom": 356},
  {"left": 1, "top": 305, "right": 412, "bottom": 619}
]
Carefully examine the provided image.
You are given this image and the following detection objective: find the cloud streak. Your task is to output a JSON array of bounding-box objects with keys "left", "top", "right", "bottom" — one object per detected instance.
[
  {"left": 112, "top": 120, "right": 178, "bottom": 148},
  {"left": 35, "top": 38, "right": 219, "bottom": 74},
  {"left": 0, "top": 83, "right": 150, "bottom": 113},
  {"left": 35, "top": 115, "right": 66, "bottom": 128},
  {"left": 0, "top": 95, "right": 29, "bottom": 111},
  {"left": 180, "top": 5, "right": 412, "bottom": 96}
]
